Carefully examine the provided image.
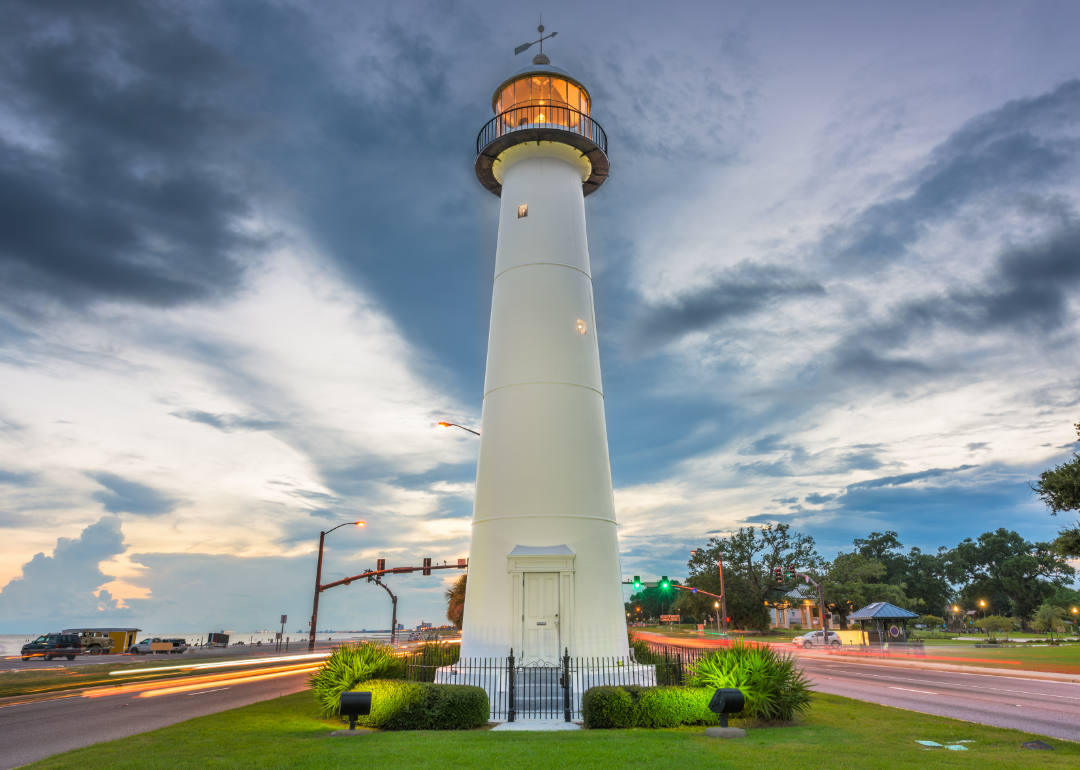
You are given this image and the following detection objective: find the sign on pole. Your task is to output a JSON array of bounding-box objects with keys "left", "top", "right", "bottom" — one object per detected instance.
[
  {"left": 660, "top": 614, "right": 680, "bottom": 623},
  {"left": 280, "top": 615, "right": 288, "bottom": 624}
]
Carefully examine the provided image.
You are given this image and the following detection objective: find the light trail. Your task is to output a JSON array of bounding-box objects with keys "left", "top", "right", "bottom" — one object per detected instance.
[
  {"left": 134, "top": 666, "right": 320, "bottom": 698},
  {"left": 85, "top": 662, "right": 321, "bottom": 699},
  {"left": 107, "top": 651, "right": 330, "bottom": 677}
]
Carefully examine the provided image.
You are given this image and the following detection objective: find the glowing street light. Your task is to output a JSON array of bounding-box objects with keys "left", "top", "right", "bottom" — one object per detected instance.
[
  {"left": 309, "top": 520, "right": 365, "bottom": 651},
  {"left": 438, "top": 421, "right": 480, "bottom": 436}
]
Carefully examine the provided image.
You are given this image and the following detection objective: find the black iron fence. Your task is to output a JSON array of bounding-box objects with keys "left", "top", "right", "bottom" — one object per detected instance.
[
  {"left": 477, "top": 105, "right": 608, "bottom": 156},
  {"left": 399, "top": 644, "right": 708, "bottom": 721}
]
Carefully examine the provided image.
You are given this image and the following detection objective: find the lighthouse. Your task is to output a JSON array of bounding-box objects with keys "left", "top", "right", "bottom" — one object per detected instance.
[{"left": 461, "top": 32, "right": 628, "bottom": 663}]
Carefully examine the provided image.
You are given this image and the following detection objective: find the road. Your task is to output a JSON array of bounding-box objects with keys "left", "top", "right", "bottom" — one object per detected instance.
[
  {"left": 799, "top": 655, "right": 1080, "bottom": 742},
  {"left": 0, "top": 666, "right": 311, "bottom": 769}
]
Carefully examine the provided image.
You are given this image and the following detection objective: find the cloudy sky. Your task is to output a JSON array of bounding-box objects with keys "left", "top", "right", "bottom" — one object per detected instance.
[{"left": 1, "top": 0, "right": 1079, "bottom": 634}]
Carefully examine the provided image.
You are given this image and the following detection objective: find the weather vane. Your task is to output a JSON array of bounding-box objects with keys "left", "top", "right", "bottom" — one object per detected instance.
[{"left": 514, "top": 14, "right": 557, "bottom": 57}]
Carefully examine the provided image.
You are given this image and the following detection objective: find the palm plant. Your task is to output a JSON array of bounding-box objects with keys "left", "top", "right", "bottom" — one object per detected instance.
[
  {"left": 445, "top": 574, "right": 467, "bottom": 628},
  {"left": 687, "top": 640, "right": 812, "bottom": 722},
  {"left": 308, "top": 641, "right": 403, "bottom": 718}
]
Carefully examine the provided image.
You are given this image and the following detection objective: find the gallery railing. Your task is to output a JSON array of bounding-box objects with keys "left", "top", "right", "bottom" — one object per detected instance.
[
  {"left": 477, "top": 105, "right": 608, "bottom": 156},
  {"left": 402, "top": 643, "right": 705, "bottom": 721}
]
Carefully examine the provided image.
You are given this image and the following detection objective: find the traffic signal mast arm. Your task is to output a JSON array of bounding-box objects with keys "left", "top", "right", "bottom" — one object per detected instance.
[
  {"left": 789, "top": 569, "right": 829, "bottom": 635},
  {"left": 320, "top": 561, "right": 466, "bottom": 592},
  {"left": 621, "top": 580, "right": 723, "bottom": 601}
]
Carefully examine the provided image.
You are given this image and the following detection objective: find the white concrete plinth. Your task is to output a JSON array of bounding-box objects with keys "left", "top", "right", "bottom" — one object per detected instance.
[
  {"left": 705, "top": 727, "right": 746, "bottom": 739},
  {"left": 491, "top": 721, "right": 582, "bottom": 731}
]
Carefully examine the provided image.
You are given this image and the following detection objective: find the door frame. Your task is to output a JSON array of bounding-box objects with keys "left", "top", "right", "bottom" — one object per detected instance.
[{"left": 507, "top": 546, "right": 575, "bottom": 659}]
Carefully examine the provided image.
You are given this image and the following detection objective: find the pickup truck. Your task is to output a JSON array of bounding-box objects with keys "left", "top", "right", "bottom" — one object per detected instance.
[{"left": 128, "top": 637, "right": 186, "bottom": 654}]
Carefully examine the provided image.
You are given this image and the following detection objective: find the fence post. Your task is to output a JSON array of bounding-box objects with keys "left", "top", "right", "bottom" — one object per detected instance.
[
  {"left": 562, "top": 647, "right": 571, "bottom": 722},
  {"left": 507, "top": 649, "right": 516, "bottom": 723}
]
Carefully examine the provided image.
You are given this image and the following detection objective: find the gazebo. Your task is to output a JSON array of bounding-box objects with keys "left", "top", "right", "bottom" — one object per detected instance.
[{"left": 847, "top": 602, "right": 919, "bottom": 647}]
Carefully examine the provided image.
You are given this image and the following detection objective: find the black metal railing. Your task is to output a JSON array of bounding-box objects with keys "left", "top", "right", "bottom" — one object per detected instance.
[
  {"left": 398, "top": 644, "right": 706, "bottom": 721},
  {"left": 477, "top": 105, "right": 607, "bottom": 156}
]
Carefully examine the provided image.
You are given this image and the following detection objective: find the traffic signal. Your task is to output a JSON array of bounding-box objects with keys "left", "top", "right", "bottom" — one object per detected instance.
[
  {"left": 786, "top": 565, "right": 796, "bottom": 580},
  {"left": 423, "top": 557, "right": 432, "bottom": 576},
  {"left": 774, "top": 567, "right": 783, "bottom": 585},
  {"left": 633, "top": 576, "right": 641, "bottom": 589},
  {"left": 660, "top": 576, "right": 669, "bottom": 588},
  {"left": 377, "top": 558, "right": 386, "bottom": 573}
]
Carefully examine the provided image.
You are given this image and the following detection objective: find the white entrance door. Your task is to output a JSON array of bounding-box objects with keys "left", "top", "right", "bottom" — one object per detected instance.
[{"left": 522, "top": 573, "right": 559, "bottom": 665}]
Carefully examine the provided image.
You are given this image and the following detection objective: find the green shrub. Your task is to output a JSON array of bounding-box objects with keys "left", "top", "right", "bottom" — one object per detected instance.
[
  {"left": 687, "top": 640, "right": 812, "bottom": 722},
  {"left": 635, "top": 687, "right": 719, "bottom": 728},
  {"left": 582, "top": 685, "right": 719, "bottom": 729},
  {"left": 402, "top": 641, "right": 460, "bottom": 682},
  {"left": 627, "top": 631, "right": 653, "bottom": 663},
  {"left": 308, "top": 641, "right": 404, "bottom": 718},
  {"left": 347, "top": 679, "right": 488, "bottom": 730},
  {"left": 581, "top": 685, "right": 636, "bottom": 728}
]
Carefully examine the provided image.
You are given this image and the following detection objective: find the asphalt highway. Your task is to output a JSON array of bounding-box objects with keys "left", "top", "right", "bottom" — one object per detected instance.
[
  {"left": 800, "top": 655, "right": 1080, "bottom": 742},
  {"left": 0, "top": 666, "right": 311, "bottom": 769}
]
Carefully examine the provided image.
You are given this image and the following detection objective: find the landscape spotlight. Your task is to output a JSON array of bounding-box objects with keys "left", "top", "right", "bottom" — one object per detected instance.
[{"left": 339, "top": 691, "right": 372, "bottom": 730}]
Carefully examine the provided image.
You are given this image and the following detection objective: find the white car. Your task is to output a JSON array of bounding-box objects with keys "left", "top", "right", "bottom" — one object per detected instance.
[{"left": 792, "top": 630, "right": 841, "bottom": 648}]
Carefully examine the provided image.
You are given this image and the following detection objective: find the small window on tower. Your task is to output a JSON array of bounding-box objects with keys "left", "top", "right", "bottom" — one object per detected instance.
[
  {"left": 576, "top": 319, "right": 587, "bottom": 335},
  {"left": 518, "top": 204, "right": 528, "bottom": 218}
]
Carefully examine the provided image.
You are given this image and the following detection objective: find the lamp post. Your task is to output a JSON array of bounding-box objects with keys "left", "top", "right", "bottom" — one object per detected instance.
[
  {"left": 437, "top": 421, "right": 480, "bottom": 436},
  {"left": 308, "top": 521, "right": 365, "bottom": 651},
  {"left": 714, "top": 601, "right": 720, "bottom": 636}
]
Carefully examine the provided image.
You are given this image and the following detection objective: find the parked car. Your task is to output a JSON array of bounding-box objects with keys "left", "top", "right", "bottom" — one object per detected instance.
[
  {"left": 792, "top": 630, "right": 842, "bottom": 648},
  {"left": 21, "top": 633, "right": 82, "bottom": 661}
]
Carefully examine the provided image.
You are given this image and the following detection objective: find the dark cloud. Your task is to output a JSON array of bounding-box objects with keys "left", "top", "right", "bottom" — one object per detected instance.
[
  {"left": 828, "top": 79, "right": 1080, "bottom": 269},
  {"left": 827, "top": 217, "right": 1080, "bottom": 382},
  {"left": 845, "top": 464, "right": 976, "bottom": 491},
  {"left": 90, "top": 472, "right": 178, "bottom": 516},
  {"left": 736, "top": 440, "right": 886, "bottom": 477},
  {"left": 804, "top": 492, "right": 837, "bottom": 505},
  {"left": 966, "top": 442, "right": 989, "bottom": 451},
  {"left": 0, "top": 0, "right": 264, "bottom": 314},
  {"left": 171, "top": 410, "right": 284, "bottom": 433},
  {"left": 632, "top": 262, "right": 825, "bottom": 349},
  {"left": 0, "top": 516, "right": 126, "bottom": 624}
]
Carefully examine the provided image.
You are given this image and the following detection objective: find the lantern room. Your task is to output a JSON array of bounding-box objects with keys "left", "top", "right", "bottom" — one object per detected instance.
[{"left": 475, "top": 59, "right": 610, "bottom": 198}]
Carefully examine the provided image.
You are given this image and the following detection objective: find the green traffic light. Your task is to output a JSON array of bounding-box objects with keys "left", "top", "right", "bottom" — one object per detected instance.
[
  {"left": 633, "top": 575, "right": 641, "bottom": 588},
  {"left": 660, "top": 575, "right": 669, "bottom": 588}
]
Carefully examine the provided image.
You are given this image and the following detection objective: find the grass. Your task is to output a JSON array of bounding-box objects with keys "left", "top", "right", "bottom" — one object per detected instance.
[{"left": 22, "top": 689, "right": 1079, "bottom": 769}]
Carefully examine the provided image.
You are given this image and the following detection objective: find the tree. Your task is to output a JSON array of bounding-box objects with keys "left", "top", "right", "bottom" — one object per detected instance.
[
  {"left": 1031, "top": 603, "right": 1068, "bottom": 643},
  {"left": 1031, "top": 421, "right": 1080, "bottom": 559},
  {"left": 853, "top": 531, "right": 905, "bottom": 581},
  {"left": 822, "top": 552, "right": 908, "bottom": 628},
  {"left": 973, "top": 615, "right": 1018, "bottom": 641},
  {"left": 445, "top": 574, "right": 466, "bottom": 628},
  {"left": 898, "top": 547, "right": 953, "bottom": 614},
  {"left": 918, "top": 615, "right": 946, "bottom": 629},
  {"left": 946, "top": 529, "right": 1076, "bottom": 619},
  {"left": 687, "top": 523, "right": 824, "bottom": 631}
]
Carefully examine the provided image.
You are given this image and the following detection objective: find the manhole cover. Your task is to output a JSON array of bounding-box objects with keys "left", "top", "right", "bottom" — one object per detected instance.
[{"left": 1021, "top": 741, "right": 1053, "bottom": 750}]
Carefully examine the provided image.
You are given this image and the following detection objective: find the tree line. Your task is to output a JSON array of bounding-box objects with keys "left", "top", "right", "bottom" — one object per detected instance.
[{"left": 625, "top": 524, "right": 1078, "bottom": 631}]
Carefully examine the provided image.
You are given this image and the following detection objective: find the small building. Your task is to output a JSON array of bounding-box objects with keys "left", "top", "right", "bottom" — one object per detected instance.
[
  {"left": 768, "top": 584, "right": 833, "bottom": 630},
  {"left": 847, "top": 602, "right": 918, "bottom": 646}
]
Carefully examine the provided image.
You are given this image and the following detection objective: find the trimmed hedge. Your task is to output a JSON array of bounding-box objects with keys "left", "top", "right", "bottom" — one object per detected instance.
[
  {"left": 582, "top": 685, "right": 721, "bottom": 729},
  {"left": 346, "top": 679, "right": 489, "bottom": 730}
]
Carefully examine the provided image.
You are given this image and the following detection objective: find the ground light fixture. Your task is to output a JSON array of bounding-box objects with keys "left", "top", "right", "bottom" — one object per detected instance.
[
  {"left": 708, "top": 688, "right": 746, "bottom": 728},
  {"left": 339, "top": 692, "right": 373, "bottom": 730}
]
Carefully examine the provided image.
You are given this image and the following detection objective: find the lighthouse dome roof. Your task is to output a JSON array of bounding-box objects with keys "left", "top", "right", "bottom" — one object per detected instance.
[{"left": 491, "top": 60, "right": 591, "bottom": 113}]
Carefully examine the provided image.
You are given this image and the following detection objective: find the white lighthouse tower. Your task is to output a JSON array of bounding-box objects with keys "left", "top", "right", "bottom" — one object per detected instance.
[{"left": 461, "top": 33, "right": 628, "bottom": 664}]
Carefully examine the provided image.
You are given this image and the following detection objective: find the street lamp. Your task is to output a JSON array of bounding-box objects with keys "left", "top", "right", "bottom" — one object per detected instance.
[
  {"left": 690, "top": 549, "right": 728, "bottom": 636},
  {"left": 714, "top": 601, "right": 720, "bottom": 636},
  {"left": 308, "top": 521, "right": 365, "bottom": 651},
  {"left": 438, "top": 421, "right": 479, "bottom": 436},
  {"left": 979, "top": 599, "right": 986, "bottom": 619}
]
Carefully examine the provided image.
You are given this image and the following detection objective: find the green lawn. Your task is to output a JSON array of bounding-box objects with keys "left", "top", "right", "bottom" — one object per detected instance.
[{"left": 24, "top": 690, "right": 1078, "bottom": 769}]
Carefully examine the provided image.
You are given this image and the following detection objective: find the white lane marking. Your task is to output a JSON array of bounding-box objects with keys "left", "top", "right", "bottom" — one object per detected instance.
[
  {"left": 866, "top": 674, "right": 1080, "bottom": 701},
  {"left": 888, "top": 686, "right": 938, "bottom": 695},
  {"left": 185, "top": 688, "right": 231, "bottom": 696}
]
